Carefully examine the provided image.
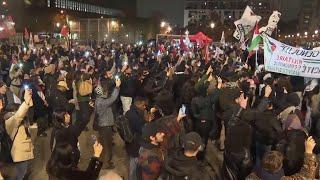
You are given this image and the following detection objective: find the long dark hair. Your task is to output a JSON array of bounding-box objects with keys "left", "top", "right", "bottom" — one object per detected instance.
[
  {"left": 52, "top": 111, "right": 67, "bottom": 127},
  {"left": 47, "top": 143, "right": 75, "bottom": 178}
]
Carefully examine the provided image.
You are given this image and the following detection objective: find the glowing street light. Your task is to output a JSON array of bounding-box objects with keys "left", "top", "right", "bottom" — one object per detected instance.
[
  {"left": 304, "top": 31, "right": 308, "bottom": 36},
  {"left": 297, "top": 33, "right": 300, "bottom": 37},
  {"left": 2, "top": 1, "right": 6, "bottom": 6},
  {"left": 160, "top": 21, "right": 166, "bottom": 28},
  {"left": 315, "top": 30, "right": 319, "bottom": 35},
  {"left": 111, "top": 20, "right": 117, "bottom": 26},
  {"left": 60, "top": 10, "right": 64, "bottom": 14},
  {"left": 210, "top": 22, "right": 215, "bottom": 29},
  {"left": 56, "top": 22, "right": 60, "bottom": 28},
  {"left": 111, "top": 39, "right": 115, "bottom": 42},
  {"left": 125, "top": 34, "right": 129, "bottom": 37},
  {"left": 288, "top": 35, "right": 291, "bottom": 38}
]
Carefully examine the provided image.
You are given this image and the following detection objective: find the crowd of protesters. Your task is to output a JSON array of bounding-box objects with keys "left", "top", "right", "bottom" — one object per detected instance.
[{"left": 0, "top": 39, "right": 318, "bottom": 180}]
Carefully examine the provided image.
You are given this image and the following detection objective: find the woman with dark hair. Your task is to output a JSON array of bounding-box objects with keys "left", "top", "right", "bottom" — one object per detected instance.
[
  {"left": 50, "top": 111, "right": 87, "bottom": 166},
  {"left": 47, "top": 142, "right": 103, "bottom": 180}
]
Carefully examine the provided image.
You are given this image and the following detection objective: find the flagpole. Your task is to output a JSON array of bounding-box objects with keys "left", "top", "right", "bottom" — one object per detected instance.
[{"left": 255, "top": 49, "right": 258, "bottom": 70}]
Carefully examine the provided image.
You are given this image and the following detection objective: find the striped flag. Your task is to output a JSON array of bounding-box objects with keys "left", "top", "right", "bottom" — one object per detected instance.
[{"left": 248, "top": 23, "right": 262, "bottom": 52}]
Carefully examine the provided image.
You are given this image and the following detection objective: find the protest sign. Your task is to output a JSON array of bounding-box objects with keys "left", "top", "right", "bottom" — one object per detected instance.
[
  {"left": 264, "top": 36, "right": 320, "bottom": 78},
  {"left": 233, "top": 6, "right": 261, "bottom": 42}
]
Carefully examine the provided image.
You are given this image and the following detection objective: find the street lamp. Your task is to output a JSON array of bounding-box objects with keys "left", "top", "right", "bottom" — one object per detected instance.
[
  {"left": 2, "top": 1, "right": 6, "bottom": 6},
  {"left": 161, "top": 21, "right": 166, "bottom": 28},
  {"left": 315, "top": 30, "right": 319, "bottom": 35},
  {"left": 125, "top": 34, "right": 129, "bottom": 37},
  {"left": 297, "top": 33, "right": 300, "bottom": 37},
  {"left": 304, "top": 32, "right": 308, "bottom": 36},
  {"left": 210, "top": 22, "right": 215, "bottom": 29},
  {"left": 60, "top": 10, "right": 64, "bottom": 14},
  {"left": 111, "top": 20, "right": 117, "bottom": 27},
  {"left": 56, "top": 22, "right": 60, "bottom": 28}
]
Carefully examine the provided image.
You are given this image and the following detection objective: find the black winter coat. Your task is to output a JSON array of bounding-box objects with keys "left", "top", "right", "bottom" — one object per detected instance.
[
  {"left": 125, "top": 105, "right": 145, "bottom": 157},
  {"left": 276, "top": 129, "right": 307, "bottom": 176},
  {"left": 164, "top": 150, "right": 213, "bottom": 180},
  {"left": 254, "top": 109, "right": 283, "bottom": 145},
  {"left": 48, "top": 157, "right": 102, "bottom": 180}
]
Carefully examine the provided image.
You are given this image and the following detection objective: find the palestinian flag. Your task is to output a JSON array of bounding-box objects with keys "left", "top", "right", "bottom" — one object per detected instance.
[{"left": 248, "top": 22, "right": 262, "bottom": 52}]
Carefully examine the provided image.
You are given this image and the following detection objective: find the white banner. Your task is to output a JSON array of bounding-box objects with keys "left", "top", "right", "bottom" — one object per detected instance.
[
  {"left": 264, "top": 36, "right": 320, "bottom": 78},
  {"left": 233, "top": 6, "right": 261, "bottom": 42}
]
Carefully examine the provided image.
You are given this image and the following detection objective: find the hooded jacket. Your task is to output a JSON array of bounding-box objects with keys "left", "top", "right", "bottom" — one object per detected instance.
[{"left": 164, "top": 150, "right": 212, "bottom": 180}]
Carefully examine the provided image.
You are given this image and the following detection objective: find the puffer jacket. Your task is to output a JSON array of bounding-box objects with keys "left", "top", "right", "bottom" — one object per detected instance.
[
  {"left": 95, "top": 87, "right": 119, "bottom": 127},
  {"left": 5, "top": 102, "right": 34, "bottom": 162},
  {"left": 164, "top": 150, "right": 213, "bottom": 180}
]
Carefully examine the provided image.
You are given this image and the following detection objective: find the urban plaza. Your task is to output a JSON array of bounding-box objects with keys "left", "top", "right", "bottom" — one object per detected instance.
[{"left": 0, "top": 0, "right": 319, "bottom": 180}]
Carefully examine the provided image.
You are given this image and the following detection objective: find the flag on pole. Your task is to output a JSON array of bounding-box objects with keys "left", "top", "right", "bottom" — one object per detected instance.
[
  {"left": 204, "top": 45, "right": 210, "bottom": 64},
  {"left": 29, "top": 32, "right": 34, "bottom": 49},
  {"left": 247, "top": 23, "right": 262, "bottom": 52},
  {"left": 24, "top": 28, "right": 29, "bottom": 40},
  {"left": 220, "top": 31, "right": 225, "bottom": 46},
  {"left": 214, "top": 47, "right": 224, "bottom": 58},
  {"left": 233, "top": 6, "right": 261, "bottom": 42},
  {"left": 60, "top": 25, "right": 69, "bottom": 37}
]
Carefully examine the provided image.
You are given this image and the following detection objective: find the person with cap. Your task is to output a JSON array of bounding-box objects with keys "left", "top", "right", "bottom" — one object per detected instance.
[
  {"left": 163, "top": 132, "right": 215, "bottom": 180},
  {"left": 47, "top": 80, "right": 74, "bottom": 114},
  {"left": 95, "top": 78, "right": 121, "bottom": 169}
]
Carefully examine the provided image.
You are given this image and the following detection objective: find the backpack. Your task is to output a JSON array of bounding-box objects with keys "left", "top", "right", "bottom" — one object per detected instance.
[
  {"left": 114, "top": 115, "right": 134, "bottom": 143},
  {"left": 0, "top": 122, "right": 15, "bottom": 163}
]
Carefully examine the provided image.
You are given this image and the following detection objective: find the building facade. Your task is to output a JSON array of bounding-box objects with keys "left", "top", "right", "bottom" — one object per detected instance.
[
  {"left": 298, "top": 0, "right": 319, "bottom": 32},
  {"left": 184, "top": 0, "right": 279, "bottom": 27}
]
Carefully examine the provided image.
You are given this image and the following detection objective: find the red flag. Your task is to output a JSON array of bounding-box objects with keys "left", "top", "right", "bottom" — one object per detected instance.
[
  {"left": 204, "top": 45, "right": 210, "bottom": 64},
  {"left": 0, "top": 16, "right": 16, "bottom": 39},
  {"left": 24, "top": 28, "right": 29, "bottom": 40},
  {"left": 60, "top": 25, "right": 69, "bottom": 37},
  {"left": 179, "top": 35, "right": 186, "bottom": 51}
]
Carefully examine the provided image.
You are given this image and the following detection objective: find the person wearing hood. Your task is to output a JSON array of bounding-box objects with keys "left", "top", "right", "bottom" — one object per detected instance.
[
  {"left": 246, "top": 137, "right": 317, "bottom": 180},
  {"left": 275, "top": 113, "right": 307, "bottom": 176},
  {"left": 164, "top": 132, "right": 214, "bottom": 180},
  {"left": 95, "top": 78, "right": 121, "bottom": 169}
]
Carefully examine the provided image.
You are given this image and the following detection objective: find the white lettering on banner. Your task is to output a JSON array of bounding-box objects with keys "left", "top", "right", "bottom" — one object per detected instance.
[{"left": 263, "top": 36, "right": 320, "bottom": 78}]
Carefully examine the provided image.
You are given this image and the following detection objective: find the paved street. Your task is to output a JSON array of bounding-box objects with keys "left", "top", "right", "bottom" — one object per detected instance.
[{"left": 27, "top": 118, "right": 223, "bottom": 180}]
